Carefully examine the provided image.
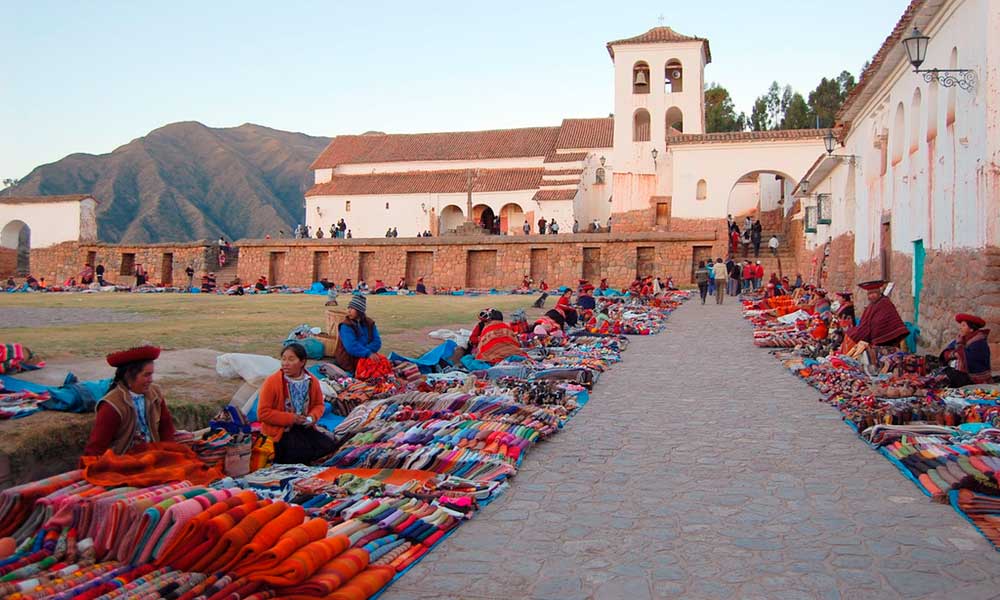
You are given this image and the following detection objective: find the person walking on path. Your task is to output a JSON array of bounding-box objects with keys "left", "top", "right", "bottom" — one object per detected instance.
[
  {"left": 694, "top": 260, "right": 711, "bottom": 304},
  {"left": 185, "top": 265, "right": 195, "bottom": 290},
  {"left": 769, "top": 235, "right": 780, "bottom": 257},
  {"left": 538, "top": 218, "right": 547, "bottom": 235},
  {"left": 751, "top": 220, "right": 763, "bottom": 257},
  {"left": 742, "top": 261, "right": 754, "bottom": 293},
  {"left": 523, "top": 220, "right": 530, "bottom": 235},
  {"left": 712, "top": 258, "right": 728, "bottom": 304},
  {"left": 549, "top": 219, "right": 559, "bottom": 234}
]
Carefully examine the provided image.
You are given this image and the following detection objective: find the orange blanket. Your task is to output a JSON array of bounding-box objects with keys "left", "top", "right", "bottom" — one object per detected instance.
[
  {"left": 82, "top": 442, "right": 223, "bottom": 487},
  {"left": 315, "top": 468, "right": 438, "bottom": 486}
]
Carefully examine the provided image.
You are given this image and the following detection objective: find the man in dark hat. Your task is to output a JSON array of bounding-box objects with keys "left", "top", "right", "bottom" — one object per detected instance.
[
  {"left": 938, "top": 313, "right": 992, "bottom": 386},
  {"left": 844, "top": 280, "right": 909, "bottom": 351},
  {"left": 333, "top": 295, "right": 382, "bottom": 373}
]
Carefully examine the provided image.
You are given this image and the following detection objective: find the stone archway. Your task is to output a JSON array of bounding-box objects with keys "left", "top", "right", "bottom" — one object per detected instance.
[
  {"left": 725, "top": 170, "right": 797, "bottom": 231},
  {"left": 474, "top": 204, "right": 497, "bottom": 233},
  {"left": 0, "top": 220, "right": 30, "bottom": 276},
  {"left": 439, "top": 205, "right": 465, "bottom": 233},
  {"left": 499, "top": 203, "right": 525, "bottom": 234}
]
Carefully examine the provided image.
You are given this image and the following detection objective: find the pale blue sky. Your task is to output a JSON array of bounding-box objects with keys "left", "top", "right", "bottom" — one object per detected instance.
[{"left": 2, "top": 0, "right": 906, "bottom": 180}]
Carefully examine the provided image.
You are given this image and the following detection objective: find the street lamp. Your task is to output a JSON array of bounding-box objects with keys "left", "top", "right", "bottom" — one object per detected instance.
[
  {"left": 800, "top": 179, "right": 809, "bottom": 195},
  {"left": 651, "top": 148, "right": 658, "bottom": 161},
  {"left": 902, "top": 27, "right": 976, "bottom": 91},
  {"left": 823, "top": 130, "right": 837, "bottom": 155}
]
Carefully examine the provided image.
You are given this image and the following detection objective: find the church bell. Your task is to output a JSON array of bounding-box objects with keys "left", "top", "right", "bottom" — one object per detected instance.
[{"left": 633, "top": 70, "right": 648, "bottom": 86}]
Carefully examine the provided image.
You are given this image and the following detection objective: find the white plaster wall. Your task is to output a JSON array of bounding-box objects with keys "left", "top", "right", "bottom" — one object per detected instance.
[
  {"left": 728, "top": 181, "right": 757, "bottom": 216},
  {"left": 315, "top": 168, "right": 333, "bottom": 184},
  {"left": 825, "top": 0, "right": 994, "bottom": 262},
  {"left": 758, "top": 174, "right": 785, "bottom": 212},
  {"left": 668, "top": 139, "right": 823, "bottom": 219},
  {"left": 0, "top": 200, "right": 86, "bottom": 248},
  {"left": 574, "top": 154, "right": 613, "bottom": 227},
  {"left": 306, "top": 190, "right": 539, "bottom": 238}
]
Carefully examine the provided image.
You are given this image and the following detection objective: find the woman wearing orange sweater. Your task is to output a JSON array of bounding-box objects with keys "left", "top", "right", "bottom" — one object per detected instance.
[{"left": 257, "top": 343, "right": 337, "bottom": 464}]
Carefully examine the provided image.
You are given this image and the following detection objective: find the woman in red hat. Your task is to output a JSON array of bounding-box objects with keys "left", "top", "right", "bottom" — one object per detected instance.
[
  {"left": 83, "top": 345, "right": 176, "bottom": 456},
  {"left": 938, "top": 313, "right": 992, "bottom": 386}
]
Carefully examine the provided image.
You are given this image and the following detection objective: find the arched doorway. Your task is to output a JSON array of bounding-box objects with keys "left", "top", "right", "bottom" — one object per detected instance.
[
  {"left": 725, "top": 170, "right": 797, "bottom": 231},
  {"left": 499, "top": 203, "right": 524, "bottom": 234},
  {"left": 439, "top": 205, "right": 465, "bottom": 233},
  {"left": 1, "top": 220, "right": 30, "bottom": 275},
  {"left": 474, "top": 204, "right": 497, "bottom": 233}
]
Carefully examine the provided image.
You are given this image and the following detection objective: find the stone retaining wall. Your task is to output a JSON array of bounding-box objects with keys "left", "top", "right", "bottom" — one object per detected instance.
[
  {"left": 30, "top": 242, "right": 215, "bottom": 286},
  {"left": 0, "top": 248, "right": 16, "bottom": 278}
]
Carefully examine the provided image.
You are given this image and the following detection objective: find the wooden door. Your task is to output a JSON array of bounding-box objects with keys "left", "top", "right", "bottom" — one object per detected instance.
[
  {"left": 530, "top": 248, "right": 549, "bottom": 283},
  {"left": 655, "top": 200, "right": 671, "bottom": 226},
  {"left": 312, "top": 251, "right": 330, "bottom": 283},
  {"left": 406, "top": 251, "right": 433, "bottom": 286},
  {"left": 582, "top": 247, "right": 601, "bottom": 281},
  {"left": 120, "top": 253, "right": 135, "bottom": 276},
  {"left": 161, "top": 253, "right": 173, "bottom": 286},
  {"left": 269, "top": 252, "right": 286, "bottom": 285},
  {"left": 466, "top": 250, "right": 497, "bottom": 288},
  {"left": 636, "top": 246, "right": 655, "bottom": 279},
  {"left": 358, "top": 251, "right": 375, "bottom": 283}
]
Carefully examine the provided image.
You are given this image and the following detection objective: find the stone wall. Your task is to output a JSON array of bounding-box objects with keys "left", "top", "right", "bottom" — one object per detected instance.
[
  {"left": 0, "top": 248, "right": 15, "bottom": 278},
  {"left": 237, "top": 232, "right": 719, "bottom": 289},
  {"left": 30, "top": 242, "right": 215, "bottom": 286}
]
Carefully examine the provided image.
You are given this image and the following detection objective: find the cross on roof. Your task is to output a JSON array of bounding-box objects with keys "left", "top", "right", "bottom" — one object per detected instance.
[{"left": 657, "top": 14, "right": 665, "bottom": 25}]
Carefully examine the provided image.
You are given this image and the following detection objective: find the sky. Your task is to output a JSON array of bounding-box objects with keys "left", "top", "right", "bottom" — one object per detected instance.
[{"left": 1, "top": 0, "right": 907, "bottom": 181}]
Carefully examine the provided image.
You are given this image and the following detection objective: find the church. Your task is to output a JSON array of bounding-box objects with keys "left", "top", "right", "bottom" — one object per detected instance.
[{"left": 304, "top": 26, "right": 826, "bottom": 239}]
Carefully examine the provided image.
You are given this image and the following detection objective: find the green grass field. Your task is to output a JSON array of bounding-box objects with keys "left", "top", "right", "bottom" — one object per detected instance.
[{"left": 0, "top": 292, "right": 542, "bottom": 359}]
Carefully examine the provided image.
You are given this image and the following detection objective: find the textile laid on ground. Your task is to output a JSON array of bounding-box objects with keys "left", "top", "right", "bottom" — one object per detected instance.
[
  {"left": 741, "top": 291, "right": 1000, "bottom": 549},
  {"left": 0, "top": 292, "right": 689, "bottom": 598}
]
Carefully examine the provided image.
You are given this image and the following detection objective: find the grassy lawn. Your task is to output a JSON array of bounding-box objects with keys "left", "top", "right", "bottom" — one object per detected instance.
[
  {"left": 0, "top": 292, "right": 544, "bottom": 485},
  {"left": 0, "top": 292, "right": 542, "bottom": 360}
]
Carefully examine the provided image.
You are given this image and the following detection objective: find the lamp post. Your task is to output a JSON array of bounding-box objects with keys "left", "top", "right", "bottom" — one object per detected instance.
[
  {"left": 823, "top": 130, "right": 837, "bottom": 155},
  {"left": 901, "top": 27, "right": 976, "bottom": 91},
  {"left": 651, "top": 148, "right": 658, "bottom": 169}
]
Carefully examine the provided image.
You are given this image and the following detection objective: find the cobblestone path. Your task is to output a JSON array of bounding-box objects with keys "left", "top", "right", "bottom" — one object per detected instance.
[{"left": 383, "top": 300, "right": 1000, "bottom": 600}]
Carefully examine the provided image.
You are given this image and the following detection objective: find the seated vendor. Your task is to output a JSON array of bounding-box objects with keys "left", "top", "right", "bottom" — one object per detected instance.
[
  {"left": 577, "top": 284, "right": 596, "bottom": 312},
  {"left": 373, "top": 279, "right": 388, "bottom": 294},
  {"left": 467, "top": 308, "right": 493, "bottom": 352},
  {"left": 521, "top": 275, "right": 532, "bottom": 289},
  {"left": 599, "top": 277, "right": 609, "bottom": 291},
  {"left": 415, "top": 277, "right": 427, "bottom": 294},
  {"left": 812, "top": 289, "right": 831, "bottom": 317},
  {"left": 475, "top": 309, "right": 526, "bottom": 364},
  {"left": 539, "top": 280, "right": 549, "bottom": 291},
  {"left": 555, "top": 288, "right": 573, "bottom": 310},
  {"left": 83, "top": 345, "right": 176, "bottom": 456},
  {"left": 342, "top": 278, "right": 354, "bottom": 291},
  {"left": 257, "top": 342, "right": 337, "bottom": 464},
  {"left": 939, "top": 313, "right": 992, "bottom": 386},
  {"left": 255, "top": 275, "right": 268, "bottom": 291},
  {"left": 333, "top": 295, "right": 382, "bottom": 373},
  {"left": 844, "top": 280, "right": 909, "bottom": 351},
  {"left": 396, "top": 276, "right": 408, "bottom": 290},
  {"left": 833, "top": 291, "right": 856, "bottom": 327},
  {"left": 357, "top": 279, "right": 370, "bottom": 292}
]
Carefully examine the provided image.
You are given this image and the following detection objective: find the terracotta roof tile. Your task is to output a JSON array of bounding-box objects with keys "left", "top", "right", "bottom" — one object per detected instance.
[
  {"left": 544, "top": 152, "right": 589, "bottom": 163},
  {"left": 533, "top": 189, "right": 578, "bottom": 201},
  {"left": 305, "top": 168, "right": 543, "bottom": 197},
  {"left": 0, "top": 193, "right": 97, "bottom": 205},
  {"left": 606, "top": 26, "right": 712, "bottom": 63},
  {"left": 556, "top": 118, "right": 614, "bottom": 149},
  {"left": 310, "top": 127, "right": 560, "bottom": 169},
  {"left": 836, "top": 0, "right": 925, "bottom": 127},
  {"left": 665, "top": 129, "right": 829, "bottom": 146},
  {"left": 543, "top": 168, "right": 584, "bottom": 175},
  {"left": 540, "top": 179, "right": 582, "bottom": 187}
]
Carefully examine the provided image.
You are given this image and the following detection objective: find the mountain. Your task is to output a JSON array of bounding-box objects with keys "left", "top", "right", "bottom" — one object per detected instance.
[{"left": 6, "top": 122, "right": 331, "bottom": 243}]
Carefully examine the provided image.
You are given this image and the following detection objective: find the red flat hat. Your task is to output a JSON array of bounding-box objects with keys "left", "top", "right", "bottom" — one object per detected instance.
[
  {"left": 857, "top": 279, "right": 886, "bottom": 290},
  {"left": 955, "top": 313, "right": 986, "bottom": 327},
  {"left": 582, "top": 284, "right": 595, "bottom": 292},
  {"left": 106, "top": 345, "right": 160, "bottom": 367}
]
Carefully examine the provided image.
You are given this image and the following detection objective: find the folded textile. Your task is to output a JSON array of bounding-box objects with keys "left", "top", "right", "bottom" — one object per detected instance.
[
  {"left": 249, "top": 534, "right": 351, "bottom": 586},
  {"left": 280, "top": 547, "right": 370, "bottom": 596},
  {"left": 82, "top": 442, "right": 224, "bottom": 487}
]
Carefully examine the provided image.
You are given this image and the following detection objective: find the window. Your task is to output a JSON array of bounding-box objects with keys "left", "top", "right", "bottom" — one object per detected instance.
[
  {"left": 891, "top": 102, "right": 905, "bottom": 166},
  {"left": 817, "top": 194, "right": 832, "bottom": 224},
  {"left": 633, "top": 109, "right": 651, "bottom": 142},
  {"left": 385, "top": 202, "right": 390, "bottom": 210},
  {"left": 665, "top": 59, "right": 683, "bottom": 93},
  {"left": 345, "top": 200, "right": 351, "bottom": 212},
  {"left": 909, "top": 88, "right": 921, "bottom": 155},
  {"left": 804, "top": 206, "right": 818, "bottom": 233},
  {"left": 696, "top": 179, "right": 707, "bottom": 200},
  {"left": 665, "top": 107, "right": 683, "bottom": 135},
  {"left": 632, "top": 61, "right": 650, "bottom": 94}
]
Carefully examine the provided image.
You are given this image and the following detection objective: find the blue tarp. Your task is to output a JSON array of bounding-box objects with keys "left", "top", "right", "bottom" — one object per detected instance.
[
  {"left": 2, "top": 373, "right": 111, "bottom": 413},
  {"left": 389, "top": 340, "right": 458, "bottom": 374}
]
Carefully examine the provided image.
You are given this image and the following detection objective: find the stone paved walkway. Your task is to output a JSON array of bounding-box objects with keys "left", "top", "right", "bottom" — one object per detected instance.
[{"left": 383, "top": 300, "right": 1000, "bottom": 600}]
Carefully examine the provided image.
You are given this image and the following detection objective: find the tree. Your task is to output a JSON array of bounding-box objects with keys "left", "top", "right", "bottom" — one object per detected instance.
[
  {"left": 750, "top": 97, "right": 770, "bottom": 131},
  {"left": 765, "top": 82, "right": 782, "bottom": 129},
  {"left": 781, "top": 93, "right": 812, "bottom": 129},
  {"left": 808, "top": 70, "right": 858, "bottom": 128},
  {"left": 704, "top": 83, "right": 745, "bottom": 133}
]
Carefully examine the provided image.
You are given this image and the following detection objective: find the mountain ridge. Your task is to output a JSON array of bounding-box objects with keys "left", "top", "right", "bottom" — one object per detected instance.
[{"left": 5, "top": 121, "right": 331, "bottom": 243}]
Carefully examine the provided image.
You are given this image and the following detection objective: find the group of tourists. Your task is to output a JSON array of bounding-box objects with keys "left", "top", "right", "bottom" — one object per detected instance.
[{"left": 693, "top": 257, "right": 770, "bottom": 305}]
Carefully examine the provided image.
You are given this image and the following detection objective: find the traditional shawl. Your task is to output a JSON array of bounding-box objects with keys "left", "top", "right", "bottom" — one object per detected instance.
[
  {"left": 954, "top": 329, "right": 992, "bottom": 383},
  {"left": 82, "top": 443, "right": 223, "bottom": 488},
  {"left": 248, "top": 535, "right": 351, "bottom": 586},
  {"left": 845, "top": 295, "right": 909, "bottom": 345}
]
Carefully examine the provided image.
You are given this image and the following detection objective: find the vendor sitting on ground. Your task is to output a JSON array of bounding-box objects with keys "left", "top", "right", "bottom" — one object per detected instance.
[
  {"left": 83, "top": 345, "right": 176, "bottom": 456},
  {"left": 225, "top": 277, "right": 244, "bottom": 295},
  {"left": 539, "top": 280, "right": 549, "bottom": 291},
  {"left": 257, "top": 342, "right": 337, "bottom": 464},
  {"left": 373, "top": 279, "right": 388, "bottom": 294},
  {"left": 333, "top": 295, "right": 382, "bottom": 373},
  {"left": 812, "top": 289, "right": 832, "bottom": 317},
  {"left": 555, "top": 288, "right": 573, "bottom": 310},
  {"left": 397, "top": 276, "right": 407, "bottom": 290},
  {"left": 475, "top": 309, "right": 526, "bottom": 364},
  {"left": 357, "top": 279, "right": 370, "bottom": 292},
  {"left": 938, "top": 313, "right": 992, "bottom": 386},
  {"left": 844, "top": 279, "right": 909, "bottom": 352},
  {"left": 254, "top": 275, "right": 267, "bottom": 291},
  {"left": 577, "top": 283, "right": 596, "bottom": 314},
  {"left": 834, "top": 291, "right": 856, "bottom": 327},
  {"left": 342, "top": 278, "right": 353, "bottom": 291},
  {"left": 467, "top": 308, "right": 493, "bottom": 352},
  {"left": 415, "top": 277, "right": 427, "bottom": 294},
  {"left": 520, "top": 275, "right": 532, "bottom": 290},
  {"left": 599, "top": 277, "right": 609, "bottom": 291}
]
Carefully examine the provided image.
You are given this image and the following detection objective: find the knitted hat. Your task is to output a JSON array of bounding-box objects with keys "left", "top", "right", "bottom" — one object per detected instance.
[
  {"left": 348, "top": 294, "right": 367, "bottom": 314},
  {"left": 955, "top": 313, "right": 986, "bottom": 328},
  {"left": 107, "top": 345, "right": 160, "bottom": 367}
]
